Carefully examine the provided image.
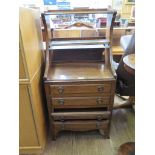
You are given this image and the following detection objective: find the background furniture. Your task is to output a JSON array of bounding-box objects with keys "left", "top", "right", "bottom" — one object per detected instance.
[
  {"left": 19, "top": 7, "right": 47, "bottom": 154},
  {"left": 120, "top": 34, "right": 132, "bottom": 52},
  {"left": 123, "top": 54, "right": 135, "bottom": 75},
  {"left": 42, "top": 26, "right": 134, "bottom": 59},
  {"left": 114, "top": 33, "right": 135, "bottom": 109},
  {"left": 116, "top": 33, "right": 135, "bottom": 95},
  {"left": 42, "top": 8, "right": 117, "bottom": 140},
  {"left": 120, "top": 0, "right": 135, "bottom": 19},
  {"left": 118, "top": 142, "right": 135, "bottom": 155}
]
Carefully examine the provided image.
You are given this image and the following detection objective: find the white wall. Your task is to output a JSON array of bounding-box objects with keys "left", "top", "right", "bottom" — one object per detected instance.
[
  {"left": 19, "top": 0, "right": 44, "bottom": 6},
  {"left": 19, "top": 0, "right": 112, "bottom": 8},
  {"left": 70, "top": 0, "right": 112, "bottom": 9}
]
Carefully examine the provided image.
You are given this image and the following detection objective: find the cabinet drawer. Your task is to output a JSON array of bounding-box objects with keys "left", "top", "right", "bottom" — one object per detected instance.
[
  {"left": 51, "top": 97, "right": 110, "bottom": 108},
  {"left": 52, "top": 111, "right": 111, "bottom": 120},
  {"left": 50, "top": 84, "right": 111, "bottom": 97},
  {"left": 53, "top": 120, "right": 109, "bottom": 131}
]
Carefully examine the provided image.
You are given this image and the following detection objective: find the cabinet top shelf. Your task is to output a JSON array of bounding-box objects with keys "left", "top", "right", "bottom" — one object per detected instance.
[
  {"left": 42, "top": 9, "right": 117, "bottom": 80},
  {"left": 44, "top": 8, "right": 117, "bottom": 15}
]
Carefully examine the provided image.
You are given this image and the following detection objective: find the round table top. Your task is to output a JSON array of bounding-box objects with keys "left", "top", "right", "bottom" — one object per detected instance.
[
  {"left": 118, "top": 142, "right": 135, "bottom": 155},
  {"left": 123, "top": 54, "right": 135, "bottom": 75}
]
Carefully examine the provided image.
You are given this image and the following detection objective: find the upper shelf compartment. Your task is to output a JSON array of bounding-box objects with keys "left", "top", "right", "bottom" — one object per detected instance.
[
  {"left": 42, "top": 9, "right": 117, "bottom": 80},
  {"left": 42, "top": 8, "right": 117, "bottom": 41},
  {"left": 50, "top": 39, "right": 110, "bottom": 50}
]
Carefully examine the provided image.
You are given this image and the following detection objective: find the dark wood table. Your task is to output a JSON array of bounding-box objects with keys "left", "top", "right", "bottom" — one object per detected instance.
[
  {"left": 114, "top": 53, "right": 135, "bottom": 109},
  {"left": 118, "top": 142, "right": 135, "bottom": 155},
  {"left": 116, "top": 54, "right": 135, "bottom": 154},
  {"left": 123, "top": 54, "right": 135, "bottom": 75}
]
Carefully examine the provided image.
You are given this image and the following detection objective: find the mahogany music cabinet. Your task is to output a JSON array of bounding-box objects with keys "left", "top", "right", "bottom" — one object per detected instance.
[{"left": 42, "top": 9, "right": 117, "bottom": 140}]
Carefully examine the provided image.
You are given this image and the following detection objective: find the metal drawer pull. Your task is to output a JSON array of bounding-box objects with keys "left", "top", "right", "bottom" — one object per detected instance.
[
  {"left": 97, "top": 86, "right": 104, "bottom": 93},
  {"left": 97, "top": 115, "right": 103, "bottom": 120},
  {"left": 97, "top": 98, "right": 103, "bottom": 105},
  {"left": 58, "top": 99, "right": 64, "bottom": 105},
  {"left": 58, "top": 86, "right": 64, "bottom": 94}
]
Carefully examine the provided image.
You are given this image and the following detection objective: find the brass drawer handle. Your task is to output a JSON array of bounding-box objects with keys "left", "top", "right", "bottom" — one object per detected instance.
[
  {"left": 58, "top": 99, "right": 64, "bottom": 105},
  {"left": 97, "top": 115, "right": 103, "bottom": 120},
  {"left": 97, "top": 86, "right": 104, "bottom": 93},
  {"left": 58, "top": 86, "right": 64, "bottom": 94},
  {"left": 97, "top": 98, "right": 103, "bottom": 105}
]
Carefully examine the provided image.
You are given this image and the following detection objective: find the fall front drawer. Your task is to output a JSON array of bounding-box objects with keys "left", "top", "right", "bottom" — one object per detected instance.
[
  {"left": 51, "top": 97, "right": 110, "bottom": 108},
  {"left": 50, "top": 84, "right": 111, "bottom": 97},
  {"left": 53, "top": 120, "right": 109, "bottom": 131}
]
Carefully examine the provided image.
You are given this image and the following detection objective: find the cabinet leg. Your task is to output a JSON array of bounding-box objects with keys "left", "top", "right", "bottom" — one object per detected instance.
[
  {"left": 51, "top": 128, "right": 56, "bottom": 140},
  {"left": 52, "top": 128, "right": 59, "bottom": 140},
  {"left": 99, "top": 129, "right": 104, "bottom": 136},
  {"left": 104, "top": 126, "right": 110, "bottom": 139},
  {"left": 52, "top": 133, "right": 56, "bottom": 141},
  {"left": 99, "top": 128, "right": 110, "bottom": 139},
  {"left": 52, "top": 132, "right": 56, "bottom": 140}
]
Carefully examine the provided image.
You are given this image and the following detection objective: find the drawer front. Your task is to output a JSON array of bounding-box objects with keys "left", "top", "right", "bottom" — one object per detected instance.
[
  {"left": 50, "top": 84, "right": 111, "bottom": 97},
  {"left": 51, "top": 97, "right": 110, "bottom": 108},
  {"left": 53, "top": 120, "right": 109, "bottom": 131},
  {"left": 52, "top": 111, "right": 111, "bottom": 121}
]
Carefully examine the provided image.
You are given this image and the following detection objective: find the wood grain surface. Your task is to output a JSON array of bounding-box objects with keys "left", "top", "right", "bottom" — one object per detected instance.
[
  {"left": 19, "top": 7, "right": 47, "bottom": 154},
  {"left": 47, "top": 63, "right": 114, "bottom": 81}
]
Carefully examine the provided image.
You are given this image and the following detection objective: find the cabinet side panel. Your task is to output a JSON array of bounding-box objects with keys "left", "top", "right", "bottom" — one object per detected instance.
[
  {"left": 19, "top": 7, "right": 43, "bottom": 79},
  {"left": 19, "top": 85, "right": 39, "bottom": 147},
  {"left": 19, "top": 47, "right": 27, "bottom": 79},
  {"left": 30, "top": 68, "right": 47, "bottom": 149},
  {"left": 19, "top": 31, "right": 29, "bottom": 79}
]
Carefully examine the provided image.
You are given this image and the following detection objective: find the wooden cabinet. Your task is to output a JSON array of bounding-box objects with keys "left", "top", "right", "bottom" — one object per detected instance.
[
  {"left": 120, "top": 0, "right": 135, "bottom": 19},
  {"left": 19, "top": 7, "right": 46, "bottom": 154},
  {"left": 19, "top": 85, "right": 39, "bottom": 147},
  {"left": 42, "top": 9, "right": 116, "bottom": 140},
  {"left": 45, "top": 76, "right": 115, "bottom": 140}
]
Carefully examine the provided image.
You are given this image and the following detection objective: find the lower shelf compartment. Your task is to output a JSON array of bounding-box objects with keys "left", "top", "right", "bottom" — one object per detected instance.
[
  {"left": 51, "top": 111, "right": 111, "bottom": 120},
  {"left": 54, "top": 107, "right": 108, "bottom": 112},
  {"left": 51, "top": 120, "right": 110, "bottom": 140},
  {"left": 53, "top": 120, "right": 109, "bottom": 130}
]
